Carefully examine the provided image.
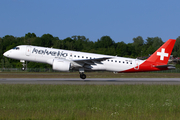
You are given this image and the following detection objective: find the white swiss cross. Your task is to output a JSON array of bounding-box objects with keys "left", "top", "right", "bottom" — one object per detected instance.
[{"left": 157, "top": 48, "right": 169, "bottom": 60}]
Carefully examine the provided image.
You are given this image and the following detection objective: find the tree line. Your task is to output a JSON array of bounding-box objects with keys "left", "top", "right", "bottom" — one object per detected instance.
[{"left": 1, "top": 33, "right": 180, "bottom": 68}]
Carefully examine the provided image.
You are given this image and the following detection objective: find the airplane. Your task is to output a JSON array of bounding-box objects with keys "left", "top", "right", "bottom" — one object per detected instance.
[{"left": 3, "top": 39, "right": 176, "bottom": 79}]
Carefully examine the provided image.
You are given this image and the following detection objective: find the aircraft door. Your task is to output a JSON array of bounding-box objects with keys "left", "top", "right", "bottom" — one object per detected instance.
[
  {"left": 26, "top": 46, "right": 31, "bottom": 56},
  {"left": 134, "top": 59, "right": 139, "bottom": 70}
]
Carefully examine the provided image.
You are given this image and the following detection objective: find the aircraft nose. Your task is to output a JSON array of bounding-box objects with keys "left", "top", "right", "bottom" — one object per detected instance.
[{"left": 3, "top": 51, "right": 9, "bottom": 57}]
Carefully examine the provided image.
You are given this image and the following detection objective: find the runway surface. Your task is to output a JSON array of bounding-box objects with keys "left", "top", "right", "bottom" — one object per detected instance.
[{"left": 0, "top": 78, "right": 180, "bottom": 85}]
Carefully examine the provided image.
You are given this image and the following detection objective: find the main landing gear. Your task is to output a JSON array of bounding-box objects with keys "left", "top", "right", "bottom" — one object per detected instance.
[
  {"left": 80, "top": 73, "right": 86, "bottom": 79},
  {"left": 79, "top": 68, "right": 86, "bottom": 79}
]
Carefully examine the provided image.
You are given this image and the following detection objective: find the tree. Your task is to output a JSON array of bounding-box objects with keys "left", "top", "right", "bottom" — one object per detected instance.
[
  {"left": 63, "top": 37, "right": 74, "bottom": 50},
  {"left": 95, "top": 36, "right": 115, "bottom": 48},
  {"left": 4, "top": 58, "right": 12, "bottom": 68},
  {"left": 25, "top": 33, "right": 37, "bottom": 45},
  {"left": 127, "top": 43, "right": 136, "bottom": 57},
  {"left": 172, "top": 36, "right": 180, "bottom": 57},
  {"left": 152, "top": 37, "right": 163, "bottom": 51},
  {"left": 72, "top": 36, "right": 92, "bottom": 51},
  {"left": 116, "top": 41, "right": 128, "bottom": 56},
  {"left": 73, "top": 36, "right": 83, "bottom": 51},
  {"left": 25, "top": 32, "right": 36, "bottom": 38},
  {"left": 0, "top": 38, "right": 3, "bottom": 59},
  {"left": 145, "top": 37, "right": 154, "bottom": 46},
  {"left": 144, "top": 37, "right": 155, "bottom": 56},
  {"left": 132, "top": 36, "right": 144, "bottom": 56},
  {"left": 3, "top": 35, "right": 17, "bottom": 51},
  {"left": 32, "top": 34, "right": 54, "bottom": 47}
]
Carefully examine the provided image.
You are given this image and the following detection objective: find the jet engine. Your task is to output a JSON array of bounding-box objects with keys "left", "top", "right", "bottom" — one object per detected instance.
[{"left": 52, "top": 59, "right": 71, "bottom": 71}]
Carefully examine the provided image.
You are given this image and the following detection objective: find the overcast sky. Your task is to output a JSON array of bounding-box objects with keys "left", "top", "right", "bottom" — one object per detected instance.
[{"left": 1, "top": 0, "right": 180, "bottom": 43}]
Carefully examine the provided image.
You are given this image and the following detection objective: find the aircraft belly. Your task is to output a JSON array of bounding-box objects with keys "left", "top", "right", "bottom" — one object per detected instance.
[
  {"left": 84, "top": 64, "right": 105, "bottom": 70},
  {"left": 104, "top": 63, "right": 133, "bottom": 72}
]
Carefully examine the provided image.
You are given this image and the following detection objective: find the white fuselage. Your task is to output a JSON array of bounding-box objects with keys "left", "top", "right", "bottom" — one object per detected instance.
[{"left": 3, "top": 45, "right": 145, "bottom": 72}]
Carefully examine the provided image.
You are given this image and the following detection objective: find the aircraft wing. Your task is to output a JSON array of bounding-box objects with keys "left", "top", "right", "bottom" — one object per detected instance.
[{"left": 71, "top": 57, "right": 112, "bottom": 67}]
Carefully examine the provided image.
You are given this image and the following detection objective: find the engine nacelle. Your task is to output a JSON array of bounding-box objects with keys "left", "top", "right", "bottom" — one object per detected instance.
[{"left": 52, "top": 59, "right": 71, "bottom": 71}]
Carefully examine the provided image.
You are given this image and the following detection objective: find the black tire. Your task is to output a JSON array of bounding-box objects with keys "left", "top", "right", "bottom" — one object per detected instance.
[{"left": 80, "top": 74, "right": 86, "bottom": 79}]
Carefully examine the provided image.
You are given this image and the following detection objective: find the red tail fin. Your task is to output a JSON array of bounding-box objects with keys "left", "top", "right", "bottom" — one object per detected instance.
[{"left": 146, "top": 39, "right": 176, "bottom": 64}]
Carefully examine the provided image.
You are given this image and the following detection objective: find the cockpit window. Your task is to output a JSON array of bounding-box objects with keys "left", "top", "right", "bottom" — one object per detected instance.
[{"left": 13, "top": 47, "right": 20, "bottom": 50}]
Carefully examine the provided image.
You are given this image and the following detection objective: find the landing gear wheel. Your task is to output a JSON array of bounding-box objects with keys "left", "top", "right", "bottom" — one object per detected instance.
[
  {"left": 20, "top": 60, "right": 26, "bottom": 71},
  {"left": 80, "top": 73, "right": 86, "bottom": 79},
  {"left": 22, "top": 67, "right": 26, "bottom": 71}
]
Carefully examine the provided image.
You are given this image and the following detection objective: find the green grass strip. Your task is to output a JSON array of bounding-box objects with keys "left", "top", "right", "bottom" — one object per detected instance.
[{"left": 0, "top": 84, "right": 180, "bottom": 120}]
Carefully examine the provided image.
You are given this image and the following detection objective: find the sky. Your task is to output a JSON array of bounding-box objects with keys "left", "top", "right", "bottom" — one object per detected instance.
[{"left": 1, "top": 0, "right": 180, "bottom": 43}]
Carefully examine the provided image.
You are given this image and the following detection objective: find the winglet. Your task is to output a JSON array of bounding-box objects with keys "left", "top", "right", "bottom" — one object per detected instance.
[{"left": 146, "top": 39, "right": 176, "bottom": 64}]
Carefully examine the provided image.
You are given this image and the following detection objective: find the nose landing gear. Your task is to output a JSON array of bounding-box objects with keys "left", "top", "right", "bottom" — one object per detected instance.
[
  {"left": 21, "top": 67, "right": 26, "bottom": 71},
  {"left": 20, "top": 60, "right": 26, "bottom": 71}
]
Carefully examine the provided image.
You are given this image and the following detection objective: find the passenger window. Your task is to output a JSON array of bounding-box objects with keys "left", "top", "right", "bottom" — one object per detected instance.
[
  {"left": 111, "top": 60, "right": 113, "bottom": 62},
  {"left": 119, "top": 61, "right": 121, "bottom": 63},
  {"left": 115, "top": 60, "right": 117, "bottom": 62},
  {"left": 86, "top": 57, "right": 88, "bottom": 59},
  {"left": 74, "top": 55, "right": 76, "bottom": 57},
  {"left": 82, "top": 56, "right": 84, "bottom": 58}
]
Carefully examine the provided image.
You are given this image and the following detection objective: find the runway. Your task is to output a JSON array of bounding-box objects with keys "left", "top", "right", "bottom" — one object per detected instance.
[{"left": 0, "top": 78, "right": 180, "bottom": 85}]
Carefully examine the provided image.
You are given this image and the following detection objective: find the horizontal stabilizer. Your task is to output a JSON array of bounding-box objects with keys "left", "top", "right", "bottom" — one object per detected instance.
[{"left": 155, "top": 65, "right": 176, "bottom": 69}]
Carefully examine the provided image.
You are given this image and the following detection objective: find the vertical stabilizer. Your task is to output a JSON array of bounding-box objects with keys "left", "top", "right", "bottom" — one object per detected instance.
[{"left": 146, "top": 39, "right": 176, "bottom": 64}]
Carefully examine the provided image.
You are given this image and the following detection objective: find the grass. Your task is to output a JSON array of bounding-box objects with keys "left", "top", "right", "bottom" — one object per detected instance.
[{"left": 0, "top": 84, "right": 180, "bottom": 119}]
